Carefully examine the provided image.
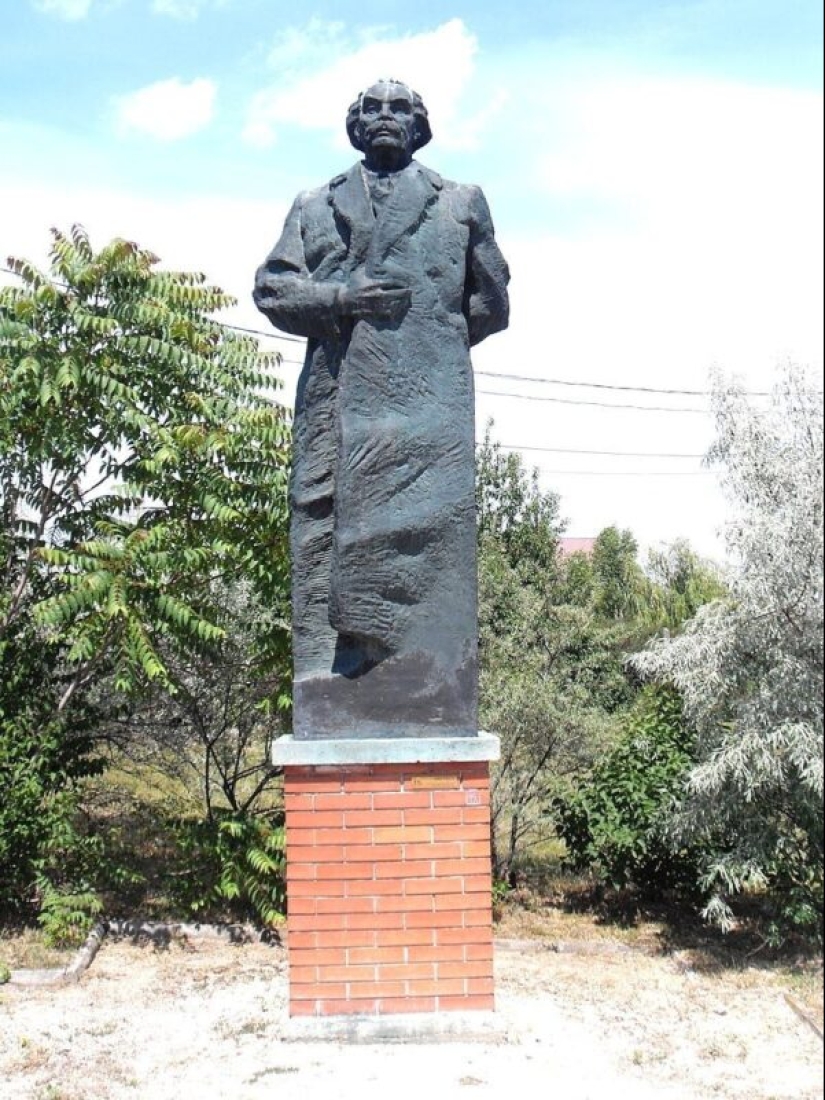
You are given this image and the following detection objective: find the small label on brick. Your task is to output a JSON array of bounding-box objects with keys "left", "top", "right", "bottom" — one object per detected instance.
[
  {"left": 465, "top": 789, "right": 482, "bottom": 806},
  {"left": 407, "top": 775, "right": 460, "bottom": 790}
]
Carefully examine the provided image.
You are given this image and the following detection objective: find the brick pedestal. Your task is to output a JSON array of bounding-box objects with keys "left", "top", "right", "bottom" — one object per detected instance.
[{"left": 280, "top": 753, "right": 495, "bottom": 1018}]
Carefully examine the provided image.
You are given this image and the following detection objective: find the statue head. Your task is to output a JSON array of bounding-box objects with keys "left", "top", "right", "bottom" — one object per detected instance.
[{"left": 346, "top": 79, "right": 432, "bottom": 170}]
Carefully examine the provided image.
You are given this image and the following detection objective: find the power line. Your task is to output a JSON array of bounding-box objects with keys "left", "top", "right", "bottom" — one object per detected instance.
[
  {"left": 496, "top": 443, "right": 704, "bottom": 458},
  {"left": 476, "top": 368, "right": 769, "bottom": 398},
  {"left": 521, "top": 468, "right": 713, "bottom": 477},
  {"left": 477, "top": 388, "right": 708, "bottom": 414}
]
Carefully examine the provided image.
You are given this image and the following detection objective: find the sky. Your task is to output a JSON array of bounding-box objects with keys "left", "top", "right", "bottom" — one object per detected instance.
[{"left": 1, "top": 0, "right": 822, "bottom": 562}]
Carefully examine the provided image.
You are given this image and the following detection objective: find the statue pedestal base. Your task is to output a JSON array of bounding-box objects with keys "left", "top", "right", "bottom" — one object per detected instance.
[{"left": 273, "top": 734, "right": 500, "bottom": 1019}]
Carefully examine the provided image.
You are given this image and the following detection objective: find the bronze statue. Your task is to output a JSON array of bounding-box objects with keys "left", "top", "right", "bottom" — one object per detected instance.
[{"left": 254, "top": 79, "right": 510, "bottom": 739}]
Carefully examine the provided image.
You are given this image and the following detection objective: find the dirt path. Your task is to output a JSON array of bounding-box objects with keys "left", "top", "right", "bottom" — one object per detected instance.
[{"left": 1, "top": 935, "right": 821, "bottom": 1100}]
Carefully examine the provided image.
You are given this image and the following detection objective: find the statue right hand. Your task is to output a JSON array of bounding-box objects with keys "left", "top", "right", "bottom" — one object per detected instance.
[{"left": 337, "top": 272, "right": 411, "bottom": 323}]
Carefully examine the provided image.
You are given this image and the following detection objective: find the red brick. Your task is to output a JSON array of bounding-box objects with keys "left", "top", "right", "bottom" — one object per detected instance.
[
  {"left": 320, "top": 965, "right": 376, "bottom": 984},
  {"left": 314, "top": 930, "right": 377, "bottom": 949},
  {"left": 437, "top": 927, "right": 490, "bottom": 945},
  {"left": 434, "top": 893, "right": 489, "bottom": 912},
  {"left": 318, "top": 998, "right": 379, "bottom": 1016},
  {"left": 439, "top": 994, "right": 494, "bottom": 1012},
  {"left": 433, "top": 792, "right": 489, "bottom": 809},
  {"left": 286, "top": 773, "right": 343, "bottom": 794},
  {"left": 405, "top": 910, "right": 460, "bottom": 929},
  {"left": 462, "top": 909, "right": 493, "bottom": 927},
  {"left": 315, "top": 863, "right": 374, "bottom": 881},
  {"left": 376, "top": 894, "right": 434, "bottom": 913},
  {"left": 288, "top": 1000, "right": 318, "bottom": 1017},
  {"left": 290, "top": 965, "right": 319, "bottom": 984},
  {"left": 407, "top": 978, "right": 466, "bottom": 997},
  {"left": 284, "top": 794, "right": 314, "bottom": 812},
  {"left": 438, "top": 961, "right": 492, "bottom": 980},
  {"left": 462, "top": 840, "right": 492, "bottom": 859},
  {"left": 466, "top": 943, "right": 494, "bottom": 961},
  {"left": 289, "top": 913, "right": 348, "bottom": 932},
  {"left": 462, "top": 807, "right": 491, "bottom": 824},
  {"left": 287, "top": 844, "right": 345, "bottom": 863},
  {"left": 287, "top": 931, "right": 318, "bottom": 950},
  {"left": 290, "top": 947, "right": 347, "bottom": 967},
  {"left": 286, "top": 879, "right": 345, "bottom": 898},
  {"left": 463, "top": 874, "right": 493, "bottom": 893},
  {"left": 405, "top": 877, "right": 463, "bottom": 896},
  {"left": 346, "top": 878, "right": 402, "bottom": 897},
  {"left": 378, "top": 996, "right": 437, "bottom": 1015},
  {"left": 344, "top": 810, "right": 403, "bottom": 827},
  {"left": 342, "top": 776, "right": 400, "bottom": 793},
  {"left": 403, "top": 807, "right": 461, "bottom": 826},
  {"left": 373, "top": 825, "right": 431, "bottom": 844},
  {"left": 373, "top": 792, "right": 431, "bottom": 810},
  {"left": 286, "top": 858, "right": 318, "bottom": 880},
  {"left": 291, "top": 982, "right": 347, "bottom": 1000},
  {"left": 378, "top": 963, "right": 434, "bottom": 982},
  {"left": 287, "top": 897, "right": 316, "bottom": 915},
  {"left": 348, "top": 946, "right": 405, "bottom": 965},
  {"left": 467, "top": 977, "right": 495, "bottom": 995},
  {"left": 435, "top": 858, "right": 491, "bottom": 877},
  {"left": 346, "top": 912, "right": 404, "bottom": 931},
  {"left": 286, "top": 810, "right": 344, "bottom": 829},
  {"left": 314, "top": 793, "right": 372, "bottom": 811},
  {"left": 407, "top": 944, "right": 465, "bottom": 963},
  {"left": 380, "top": 929, "right": 436, "bottom": 947},
  {"left": 317, "top": 897, "right": 374, "bottom": 915},
  {"left": 431, "top": 822, "right": 489, "bottom": 840},
  {"left": 345, "top": 844, "right": 403, "bottom": 863},
  {"left": 347, "top": 981, "right": 407, "bottom": 999},
  {"left": 404, "top": 842, "right": 462, "bottom": 861},
  {"left": 374, "top": 859, "right": 432, "bottom": 880}
]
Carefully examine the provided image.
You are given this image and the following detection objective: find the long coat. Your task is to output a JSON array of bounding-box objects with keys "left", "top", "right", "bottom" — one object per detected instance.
[{"left": 254, "top": 159, "right": 509, "bottom": 737}]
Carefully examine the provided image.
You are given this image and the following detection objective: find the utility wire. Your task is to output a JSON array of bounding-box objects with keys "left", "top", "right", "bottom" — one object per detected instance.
[
  {"left": 496, "top": 443, "right": 704, "bottom": 458},
  {"left": 477, "top": 388, "right": 708, "bottom": 414}
]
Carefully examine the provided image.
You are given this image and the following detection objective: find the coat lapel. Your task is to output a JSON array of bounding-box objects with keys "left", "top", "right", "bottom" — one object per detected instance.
[
  {"left": 365, "top": 161, "right": 442, "bottom": 278},
  {"left": 327, "top": 165, "right": 374, "bottom": 273}
]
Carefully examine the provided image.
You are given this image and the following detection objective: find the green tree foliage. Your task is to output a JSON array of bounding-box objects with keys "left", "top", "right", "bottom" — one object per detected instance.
[
  {"left": 0, "top": 226, "right": 291, "bottom": 912},
  {"left": 552, "top": 686, "right": 702, "bottom": 896},
  {"left": 633, "top": 364, "right": 824, "bottom": 939},
  {"left": 477, "top": 430, "right": 629, "bottom": 879}
]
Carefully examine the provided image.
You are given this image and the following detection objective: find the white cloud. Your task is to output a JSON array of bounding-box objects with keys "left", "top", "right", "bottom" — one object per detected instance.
[
  {"left": 113, "top": 77, "right": 216, "bottom": 141},
  {"left": 32, "top": 0, "right": 91, "bottom": 19},
  {"left": 151, "top": 0, "right": 226, "bottom": 18},
  {"left": 243, "top": 18, "right": 504, "bottom": 152}
]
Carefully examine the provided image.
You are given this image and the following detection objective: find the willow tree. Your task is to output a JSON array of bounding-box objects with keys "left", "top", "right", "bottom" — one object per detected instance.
[
  {"left": 634, "top": 364, "right": 824, "bottom": 937},
  {"left": 0, "top": 226, "right": 291, "bottom": 908}
]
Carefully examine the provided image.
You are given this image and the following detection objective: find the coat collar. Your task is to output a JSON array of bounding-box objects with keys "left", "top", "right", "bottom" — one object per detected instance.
[{"left": 328, "top": 160, "right": 443, "bottom": 274}]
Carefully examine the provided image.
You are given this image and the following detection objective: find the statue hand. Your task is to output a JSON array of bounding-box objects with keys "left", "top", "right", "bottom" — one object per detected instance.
[{"left": 337, "top": 272, "right": 411, "bottom": 323}]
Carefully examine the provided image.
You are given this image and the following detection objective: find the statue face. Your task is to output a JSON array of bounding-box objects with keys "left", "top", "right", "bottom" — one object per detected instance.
[{"left": 357, "top": 81, "right": 417, "bottom": 169}]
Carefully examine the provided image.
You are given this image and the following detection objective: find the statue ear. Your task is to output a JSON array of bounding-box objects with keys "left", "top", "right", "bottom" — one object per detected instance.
[
  {"left": 346, "top": 101, "right": 364, "bottom": 151},
  {"left": 412, "top": 116, "right": 432, "bottom": 152}
]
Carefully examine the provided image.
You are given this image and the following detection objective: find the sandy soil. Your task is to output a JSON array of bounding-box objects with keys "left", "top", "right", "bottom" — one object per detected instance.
[{"left": 1, "top": 930, "right": 822, "bottom": 1100}]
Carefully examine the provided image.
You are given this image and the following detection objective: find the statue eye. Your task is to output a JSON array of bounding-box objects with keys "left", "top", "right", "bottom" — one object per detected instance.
[
  {"left": 391, "top": 100, "right": 412, "bottom": 115},
  {"left": 362, "top": 99, "right": 381, "bottom": 115}
]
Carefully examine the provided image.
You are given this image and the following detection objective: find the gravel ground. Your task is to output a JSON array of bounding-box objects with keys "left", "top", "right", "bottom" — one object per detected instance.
[{"left": 1, "top": 933, "right": 822, "bottom": 1100}]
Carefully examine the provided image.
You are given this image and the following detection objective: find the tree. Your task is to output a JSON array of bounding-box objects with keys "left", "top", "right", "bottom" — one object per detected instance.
[
  {"left": 591, "top": 526, "right": 646, "bottom": 620},
  {"left": 0, "top": 226, "right": 291, "bottom": 911},
  {"left": 476, "top": 431, "right": 630, "bottom": 879},
  {"left": 553, "top": 685, "right": 702, "bottom": 897},
  {"left": 633, "top": 363, "right": 823, "bottom": 937}
]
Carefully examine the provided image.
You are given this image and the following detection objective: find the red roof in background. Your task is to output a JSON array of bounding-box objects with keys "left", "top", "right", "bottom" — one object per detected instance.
[{"left": 558, "top": 537, "right": 597, "bottom": 558}]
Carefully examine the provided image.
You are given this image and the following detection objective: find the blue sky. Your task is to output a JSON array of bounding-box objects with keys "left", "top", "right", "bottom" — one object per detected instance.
[{"left": 1, "top": 0, "right": 823, "bottom": 560}]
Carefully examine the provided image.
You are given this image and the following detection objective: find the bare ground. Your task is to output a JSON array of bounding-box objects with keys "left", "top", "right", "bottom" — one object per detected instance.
[{"left": 0, "top": 916, "right": 822, "bottom": 1100}]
